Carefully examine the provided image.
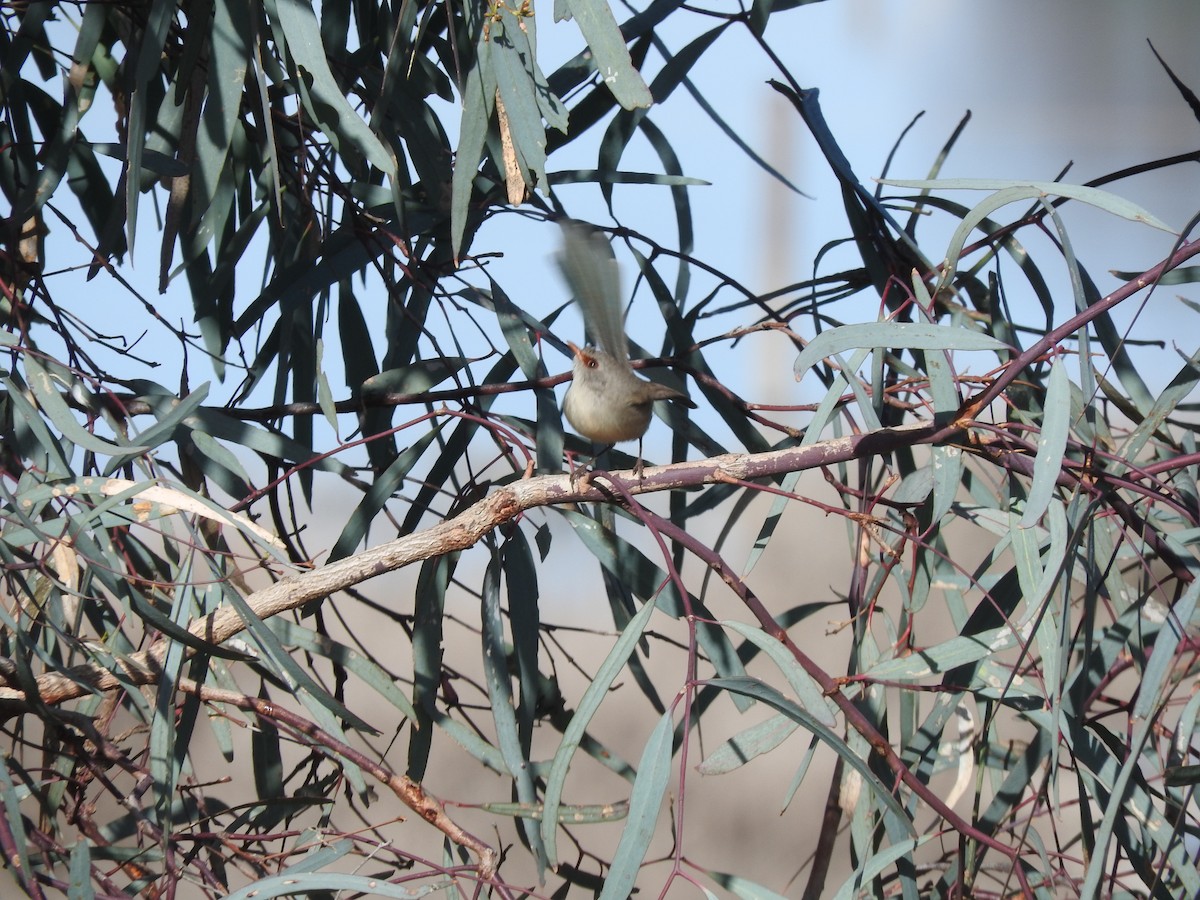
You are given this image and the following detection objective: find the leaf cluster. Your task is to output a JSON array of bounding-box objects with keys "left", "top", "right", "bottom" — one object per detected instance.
[{"left": 0, "top": 3, "right": 1199, "bottom": 899}]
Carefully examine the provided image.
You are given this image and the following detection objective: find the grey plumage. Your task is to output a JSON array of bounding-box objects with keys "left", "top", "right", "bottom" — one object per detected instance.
[
  {"left": 557, "top": 219, "right": 629, "bottom": 361},
  {"left": 557, "top": 220, "right": 694, "bottom": 454}
]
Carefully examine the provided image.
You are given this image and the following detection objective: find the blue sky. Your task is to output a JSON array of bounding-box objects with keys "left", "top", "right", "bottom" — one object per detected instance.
[
  {"left": 470, "top": 1, "right": 1200, "bottom": 430},
  {"left": 28, "top": 2, "right": 1200, "bottom": 456}
]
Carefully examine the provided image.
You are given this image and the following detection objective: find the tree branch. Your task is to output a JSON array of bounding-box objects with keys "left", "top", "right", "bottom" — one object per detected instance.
[{"left": 0, "top": 423, "right": 942, "bottom": 712}]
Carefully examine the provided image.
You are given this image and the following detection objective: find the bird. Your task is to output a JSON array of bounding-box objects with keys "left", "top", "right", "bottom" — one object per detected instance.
[{"left": 557, "top": 219, "right": 694, "bottom": 475}]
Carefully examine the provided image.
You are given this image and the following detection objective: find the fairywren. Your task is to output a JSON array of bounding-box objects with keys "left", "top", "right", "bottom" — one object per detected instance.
[{"left": 557, "top": 220, "right": 694, "bottom": 471}]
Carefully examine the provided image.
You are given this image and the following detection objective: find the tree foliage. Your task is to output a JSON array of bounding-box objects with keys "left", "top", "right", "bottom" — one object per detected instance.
[{"left": 1, "top": 1, "right": 1199, "bottom": 897}]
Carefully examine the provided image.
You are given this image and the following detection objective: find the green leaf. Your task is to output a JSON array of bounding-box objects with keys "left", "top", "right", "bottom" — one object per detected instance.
[
  {"left": 409, "top": 555, "right": 452, "bottom": 780},
  {"left": 930, "top": 444, "right": 964, "bottom": 524},
  {"left": 479, "top": 799, "right": 628, "bottom": 822},
  {"left": 697, "top": 714, "right": 799, "bottom": 775},
  {"left": 224, "top": 872, "right": 453, "bottom": 899},
  {"left": 491, "top": 9, "right": 553, "bottom": 193},
  {"left": 276, "top": 838, "right": 353, "bottom": 874},
  {"left": 546, "top": 169, "right": 708, "bottom": 186},
  {"left": 1165, "top": 764, "right": 1200, "bottom": 787},
  {"left": 24, "top": 356, "right": 148, "bottom": 457},
  {"left": 541, "top": 594, "right": 657, "bottom": 867},
  {"left": 430, "top": 709, "right": 508, "bottom": 774},
  {"left": 480, "top": 556, "right": 547, "bottom": 876},
  {"left": 707, "top": 677, "right": 916, "bottom": 833},
  {"left": 250, "top": 683, "right": 285, "bottom": 808},
  {"left": 103, "top": 383, "right": 211, "bottom": 474},
  {"left": 1135, "top": 577, "right": 1200, "bottom": 721},
  {"left": 1114, "top": 265, "right": 1200, "bottom": 285},
  {"left": 559, "top": 0, "right": 653, "bottom": 110},
  {"left": 749, "top": 0, "right": 774, "bottom": 37},
  {"left": 562, "top": 508, "right": 751, "bottom": 710},
  {"left": 862, "top": 623, "right": 1031, "bottom": 682},
  {"left": 450, "top": 33, "right": 496, "bottom": 260},
  {"left": 830, "top": 834, "right": 938, "bottom": 900},
  {"left": 880, "top": 177, "right": 1174, "bottom": 233},
  {"left": 0, "top": 749, "right": 34, "bottom": 894},
  {"left": 794, "top": 322, "right": 1005, "bottom": 379},
  {"left": 721, "top": 621, "right": 837, "bottom": 727},
  {"left": 503, "top": 530, "right": 541, "bottom": 750},
  {"left": 361, "top": 358, "right": 471, "bottom": 396},
  {"left": 194, "top": 0, "right": 252, "bottom": 234},
  {"left": 708, "top": 870, "right": 790, "bottom": 900},
  {"left": 911, "top": 273, "right": 961, "bottom": 415},
  {"left": 597, "top": 709, "right": 674, "bottom": 900},
  {"left": 1020, "top": 357, "right": 1071, "bottom": 527},
  {"left": 190, "top": 408, "right": 354, "bottom": 477},
  {"left": 122, "top": 0, "right": 176, "bottom": 254},
  {"left": 327, "top": 424, "right": 441, "bottom": 560},
  {"left": 1117, "top": 350, "right": 1200, "bottom": 466},
  {"left": 314, "top": 340, "right": 338, "bottom": 436},
  {"left": 218, "top": 585, "right": 375, "bottom": 799},
  {"left": 67, "top": 838, "right": 94, "bottom": 900},
  {"left": 272, "top": 0, "right": 395, "bottom": 174},
  {"left": 269, "top": 620, "right": 417, "bottom": 721},
  {"left": 491, "top": 280, "right": 563, "bottom": 473},
  {"left": 743, "top": 469, "right": 802, "bottom": 577}
]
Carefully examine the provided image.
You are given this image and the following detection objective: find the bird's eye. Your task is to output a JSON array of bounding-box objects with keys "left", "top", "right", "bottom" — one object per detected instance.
[{"left": 585, "top": 357, "right": 598, "bottom": 369}]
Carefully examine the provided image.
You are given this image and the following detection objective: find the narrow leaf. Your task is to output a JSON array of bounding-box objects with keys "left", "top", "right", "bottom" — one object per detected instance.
[
  {"left": 722, "top": 621, "right": 837, "bottom": 727},
  {"left": 560, "top": 0, "right": 653, "bottom": 110},
  {"left": 795, "top": 322, "right": 1004, "bottom": 380},
  {"left": 597, "top": 709, "right": 674, "bottom": 900},
  {"left": 273, "top": 0, "right": 395, "bottom": 173},
  {"left": 1020, "top": 357, "right": 1071, "bottom": 527},
  {"left": 541, "top": 594, "right": 656, "bottom": 866},
  {"left": 25, "top": 356, "right": 147, "bottom": 456},
  {"left": 880, "top": 178, "right": 1174, "bottom": 233}
]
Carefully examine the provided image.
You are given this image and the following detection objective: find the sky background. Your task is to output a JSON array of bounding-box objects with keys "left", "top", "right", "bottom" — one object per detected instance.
[
  {"left": 34, "top": 1, "right": 1200, "bottom": 422},
  {"left": 462, "top": 0, "right": 1200, "bottom": 442},
  {"left": 24, "top": 1, "right": 1200, "bottom": 490}
]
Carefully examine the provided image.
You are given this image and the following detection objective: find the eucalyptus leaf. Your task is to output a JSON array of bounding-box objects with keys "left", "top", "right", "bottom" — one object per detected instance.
[
  {"left": 559, "top": 0, "right": 653, "bottom": 110},
  {"left": 272, "top": 0, "right": 395, "bottom": 173},
  {"left": 794, "top": 322, "right": 1005, "bottom": 379},
  {"left": 597, "top": 709, "right": 673, "bottom": 900}
]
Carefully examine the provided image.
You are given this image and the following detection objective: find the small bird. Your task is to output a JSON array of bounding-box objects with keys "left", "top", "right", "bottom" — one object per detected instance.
[{"left": 557, "top": 220, "right": 694, "bottom": 474}]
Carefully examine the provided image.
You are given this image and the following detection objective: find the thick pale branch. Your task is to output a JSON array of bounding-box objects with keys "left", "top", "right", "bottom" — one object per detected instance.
[
  {"left": 9, "top": 237, "right": 1194, "bottom": 713},
  {"left": 0, "top": 422, "right": 939, "bottom": 710}
]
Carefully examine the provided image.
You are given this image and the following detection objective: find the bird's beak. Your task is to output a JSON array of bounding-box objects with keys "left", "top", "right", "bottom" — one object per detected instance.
[{"left": 566, "top": 340, "right": 595, "bottom": 367}]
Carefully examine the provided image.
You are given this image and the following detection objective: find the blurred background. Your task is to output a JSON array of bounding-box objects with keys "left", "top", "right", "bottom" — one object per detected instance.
[{"left": 11, "top": 1, "right": 1200, "bottom": 895}]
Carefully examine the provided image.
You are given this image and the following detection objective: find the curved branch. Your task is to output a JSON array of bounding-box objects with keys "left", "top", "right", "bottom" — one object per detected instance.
[
  {"left": 177, "top": 679, "right": 500, "bottom": 879},
  {"left": 0, "top": 422, "right": 941, "bottom": 712}
]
